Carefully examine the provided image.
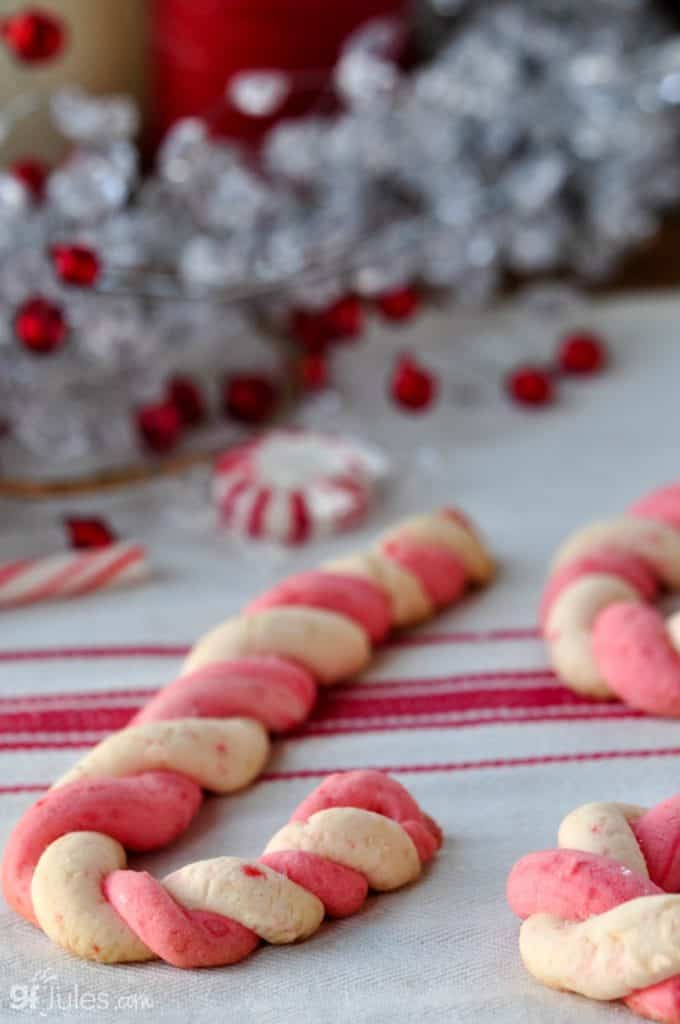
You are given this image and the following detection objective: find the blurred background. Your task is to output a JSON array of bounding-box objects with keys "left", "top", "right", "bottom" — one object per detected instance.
[{"left": 1, "top": 0, "right": 680, "bottom": 498}]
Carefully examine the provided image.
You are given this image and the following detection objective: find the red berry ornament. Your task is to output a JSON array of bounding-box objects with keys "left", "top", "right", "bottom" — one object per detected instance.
[
  {"left": 224, "top": 374, "right": 278, "bottom": 424},
  {"left": 51, "top": 244, "right": 100, "bottom": 288},
  {"left": 290, "top": 296, "right": 363, "bottom": 350},
  {"left": 2, "top": 8, "right": 64, "bottom": 63},
  {"left": 325, "top": 295, "right": 363, "bottom": 341},
  {"left": 507, "top": 365, "right": 554, "bottom": 407},
  {"left": 65, "top": 517, "right": 116, "bottom": 550},
  {"left": 390, "top": 356, "right": 437, "bottom": 412},
  {"left": 299, "top": 353, "right": 329, "bottom": 391},
  {"left": 136, "top": 401, "right": 182, "bottom": 454},
  {"left": 377, "top": 287, "right": 421, "bottom": 322},
  {"left": 166, "top": 376, "right": 205, "bottom": 428},
  {"left": 290, "top": 310, "right": 332, "bottom": 353},
  {"left": 15, "top": 297, "right": 67, "bottom": 354},
  {"left": 10, "top": 159, "right": 48, "bottom": 200},
  {"left": 558, "top": 332, "right": 607, "bottom": 375}
]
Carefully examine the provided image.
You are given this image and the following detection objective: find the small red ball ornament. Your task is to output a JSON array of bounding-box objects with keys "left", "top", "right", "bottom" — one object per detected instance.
[
  {"left": 15, "top": 297, "right": 67, "bottom": 354},
  {"left": 377, "top": 286, "right": 421, "bottom": 322},
  {"left": 506, "top": 365, "right": 554, "bottom": 407},
  {"left": 558, "top": 332, "right": 607, "bottom": 375},
  {"left": 390, "top": 355, "right": 437, "bottom": 412},
  {"left": 1, "top": 8, "right": 65, "bottom": 63},
  {"left": 224, "top": 374, "right": 278, "bottom": 424},
  {"left": 299, "top": 353, "right": 329, "bottom": 391},
  {"left": 166, "top": 375, "right": 205, "bottom": 428},
  {"left": 50, "top": 244, "right": 100, "bottom": 288},
  {"left": 290, "top": 296, "right": 364, "bottom": 350},
  {"left": 325, "top": 295, "right": 363, "bottom": 341},
  {"left": 64, "top": 517, "right": 116, "bottom": 550},
  {"left": 290, "top": 310, "right": 332, "bottom": 353},
  {"left": 136, "top": 401, "right": 182, "bottom": 454},
  {"left": 10, "top": 159, "right": 48, "bottom": 200}
]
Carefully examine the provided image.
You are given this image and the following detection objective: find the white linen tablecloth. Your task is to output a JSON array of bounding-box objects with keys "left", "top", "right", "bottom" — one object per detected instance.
[{"left": 0, "top": 292, "right": 679, "bottom": 1023}]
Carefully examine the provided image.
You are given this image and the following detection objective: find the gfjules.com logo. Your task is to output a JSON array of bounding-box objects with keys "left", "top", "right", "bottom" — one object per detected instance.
[{"left": 8, "top": 969, "right": 154, "bottom": 1015}]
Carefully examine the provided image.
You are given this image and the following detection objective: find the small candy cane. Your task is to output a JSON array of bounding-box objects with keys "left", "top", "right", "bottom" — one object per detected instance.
[{"left": 0, "top": 542, "right": 149, "bottom": 609}]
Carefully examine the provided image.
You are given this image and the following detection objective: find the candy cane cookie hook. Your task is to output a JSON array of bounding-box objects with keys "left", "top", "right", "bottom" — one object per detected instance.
[
  {"left": 541, "top": 482, "right": 680, "bottom": 714},
  {"left": 2, "top": 506, "right": 493, "bottom": 966},
  {"left": 507, "top": 794, "right": 680, "bottom": 1022}
]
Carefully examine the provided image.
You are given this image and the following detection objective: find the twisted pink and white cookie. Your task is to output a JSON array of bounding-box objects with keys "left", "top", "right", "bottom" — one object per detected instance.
[
  {"left": 507, "top": 795, "right": 680, "bottom": 1023},
  {"left": 2, "top": 506, "right": 492, "bottom": 966},
  {"left": 541, "top": 483, "right": 680, "bottom": 714}
]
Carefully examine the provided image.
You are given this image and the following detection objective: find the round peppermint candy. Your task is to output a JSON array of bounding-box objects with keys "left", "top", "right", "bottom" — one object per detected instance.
[{"left": 213, "top": 430, "right": 387, "bottom": 545}]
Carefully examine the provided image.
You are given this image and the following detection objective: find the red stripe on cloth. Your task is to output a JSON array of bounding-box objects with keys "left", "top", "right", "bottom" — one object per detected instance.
[
  {"left": 389, "top": 627, "right": 540, "bottom": 646},
  {"left": 4, "top": 746, "right": 680, "bottom": 796},
  {"left": 0, "top": 717, "right": 628, "bottom": 749},
  {"left": 0, "top": 784, "right": 47, "bottom": 794},
  {"left": 0, "top": 686, "right": 600, "bottom": 731},
  {"left": 0, "top": 702, "right": 640, "bottom": 748},
  {"left": 0, "top": 646, "right": 188, "bottom": 662},
  {"left": 0, "top": 627, "right": 541, "bottom": 662},
  {"left": 300, "top": 709, "right": 642, "bottom": 736},
  {"left": 353, "top": 670, "right": 555, "bottom": 692},
  {"left": 0, "top": 706, "right": 139, "bottom": 733},
  {"left": 0, "top": 740, "right": 96, "bottom": 750},
  {"left": 0, "top": 673, "right": 557, "bottom": 713},
  {"left": 308, "top": 686, "right": 604, "bottom": 721},
  {"left": 0, "top": 669, "right": 556, "bottom": 707},
  {"left": 0, "top": 712, "right": 640, "bottom": 748},
  {"left": 260, "top": 747, "right": 680, "bottom": 781},
  {"left": 0, "top": 688, "right": 156, "bottom": 706}
]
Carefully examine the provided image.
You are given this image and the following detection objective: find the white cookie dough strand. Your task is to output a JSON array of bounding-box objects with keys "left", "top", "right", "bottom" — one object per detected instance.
[
  {"left": 53, "top": 718, "right": 270, "bottom": 794},
  {"left": 520, "top": 895, "right": 680, "bottom": 1001},
  {"left": 558, "top": 802, "right": 650, "bottom": 877},
  {"left": 553, "top": 517, "right": 680, "bottom": 588},
  {"left": 264, "top": 808, "right": 421, "bottom": 891},
  {"left": 545, "top": 574, "right": 641, "bottom": 697},
  {"left": 183, "top": 607, "right": 371, "bottom": 685},
  {"left": 162, "top": 858, "right": 324, "bottom": 945},
  {"left": 32, "top": 832, "right": 154, "bottom": 964},
  {"left": 666, "top": 611, "right": 680, "bottom": 655},
  {"left": 379, "top": 512, "right": 495, "bottom": 584}
]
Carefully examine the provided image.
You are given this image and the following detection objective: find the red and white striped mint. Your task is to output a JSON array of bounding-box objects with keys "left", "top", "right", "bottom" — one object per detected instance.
[{"left": 213, "top": 430, "right": 387, "bottom": 545}]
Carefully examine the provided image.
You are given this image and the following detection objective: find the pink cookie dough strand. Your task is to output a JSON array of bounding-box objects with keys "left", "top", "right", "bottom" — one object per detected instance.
[{"left": 2, "top": 773, "right": 203, "bottom": 924}]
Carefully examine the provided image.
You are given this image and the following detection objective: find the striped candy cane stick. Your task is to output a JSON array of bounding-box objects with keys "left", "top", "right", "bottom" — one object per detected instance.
[{"left": 0, "top": 542, "right": 149, "bottom": 610}]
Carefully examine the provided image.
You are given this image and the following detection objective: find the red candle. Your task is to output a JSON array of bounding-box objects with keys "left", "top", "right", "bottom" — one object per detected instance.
[{"left": 151, "top": 0, "right": 407, "bottom": 144}]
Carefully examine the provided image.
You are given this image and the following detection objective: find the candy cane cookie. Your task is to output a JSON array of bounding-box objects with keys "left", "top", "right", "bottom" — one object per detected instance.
[
  {"left": 541, "top": 483, "right": 680, "bottom": 714},
  {"left": 507, "top": 795, "right": 680, "bottom": 1023},
  {"left": 2, "top": 506, "right": 493, "bottom": 966}
]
